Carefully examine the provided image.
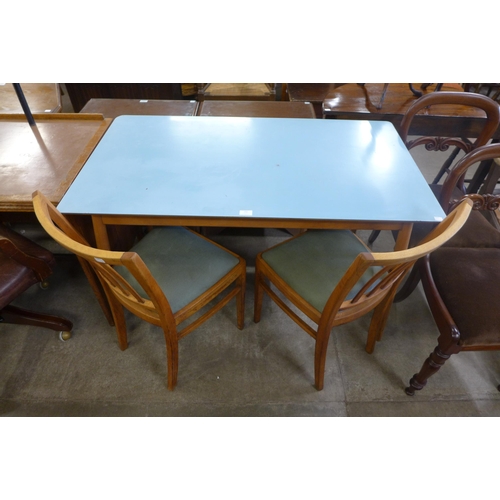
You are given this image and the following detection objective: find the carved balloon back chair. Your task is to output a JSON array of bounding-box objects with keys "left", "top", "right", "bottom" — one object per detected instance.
[
  {"left": 369, "top": 91, "right": 500, "bottom": 302},
  {"left": 405, "top": 143, "right": 500, "bottom": 395}
]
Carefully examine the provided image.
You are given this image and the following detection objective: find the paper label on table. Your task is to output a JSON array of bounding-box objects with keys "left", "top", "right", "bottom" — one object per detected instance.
[
  {"left": 239, "top": 210, "right": 253, "bottom": 216},
  {"left": 434, "top": 216, "right": 443, "bottom": 221},
  {"left": 140, "top": 100, "right": 148, "bottom": 103}
]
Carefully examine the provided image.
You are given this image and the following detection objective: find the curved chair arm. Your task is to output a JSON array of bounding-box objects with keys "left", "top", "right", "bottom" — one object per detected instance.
[{"left": 0, "top": 235, "right": 53, "bottom": 280}]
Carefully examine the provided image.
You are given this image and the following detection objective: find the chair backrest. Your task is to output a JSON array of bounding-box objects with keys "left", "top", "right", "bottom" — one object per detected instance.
[
  {"left": 31, "top": 191, "right": 176, "bottom": 328},
  {"left": 399, "top": 91, "right": 500, "bottom": 148},
  {"left": 398, "top": 91, "right": 500, "bottom": 192},
  {"left": 439, "top": 143, "right": 500, "bottom": 212},
  {"left": 323, "top": 199, "right": 473, "bottom": 326}
]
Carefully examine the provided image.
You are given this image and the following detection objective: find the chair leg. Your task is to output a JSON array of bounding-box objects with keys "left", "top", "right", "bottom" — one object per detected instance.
[
  {"left": 393, "top": 264, "right": 422, "bottom": 303},
  {"left": 368, "top": 230, "right": 380, "bottom": 245},
  {"left": 236, "top": 267, "right": 246, "bottom": 330},
  {"left": 365, "top": 285, "right": 398, "bottom": 353},
  {"left": 314, "top": 326, "right": 333, "bottom": 391},
  {"left": 254, "top": 260, "right": 264, "bottom": 324},
  {"left": 0, "top": 305, "right": 73, "bottom": 334},
  {"left": 405, "top": 345, "right": 453, "bottom": 395},
  {"left": 103, "top": 287, "right": 128, "bottom": 350},
  {"left": 164, "top": 333, "right": 179, "bottom": 391}
]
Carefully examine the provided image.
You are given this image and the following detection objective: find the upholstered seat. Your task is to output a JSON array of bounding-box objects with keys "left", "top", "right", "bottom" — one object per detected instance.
[
  {"left": 261, "top": 230, "right": 380, "bottom": 312},
  {"left": 117, "top": 226, "right": 240, "bottom": 314},
  {"left": 425, "top": 183, "right": 500, "bottom": 248},
  {"left": 408, "top": 208, "right": 500, "bottom": 250},
  {"left": 0, "top": 224, "right": 72, "bottom": 338},
  {"left": 0, "top": 225, "right": 55, "bottom": 307},
  {"left": 429, "top": 247, "right": 500, "bottom": 346}
]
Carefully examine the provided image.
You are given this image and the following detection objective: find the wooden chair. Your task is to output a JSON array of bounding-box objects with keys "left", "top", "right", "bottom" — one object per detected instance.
[
  {"left": 405, "top": 143, "right": 500, "bottom": 395},
  {"left": 32, "top": 191, "right": 246, "bottom": 390},
  {"left": 254, "top": 200, "right": 473, "bottom": 390},
  {"left": 0, "top": 223, "right": 72, "bottom": 340},
  {"left": 369, "top": 91, "right": 500, "bottom": 300},
  {"left": 400, "top": 92, "right": 499, "bottom": 189}
]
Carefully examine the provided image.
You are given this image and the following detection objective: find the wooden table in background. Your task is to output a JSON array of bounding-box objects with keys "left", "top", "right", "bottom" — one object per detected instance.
[
  {"left": 80, "top": 98, "right": 199, "bottom": 118},
  {"left": 197, "top": 100, "right": 315, "bottom": 118},
  {"left": 322, "top": 83, "right": 499, "bottom": 138},
  {"left": 0, "top": 112, "right": 114, "bottom": 324},
  {"left": 286, "top": 84, "right": 343, "bottom": 117},
  {"left": 0, "top": 113, "right": 110, "bottom": 213},
  {"left": 0, "top": 83, "right": 62, "bottom": 114}
]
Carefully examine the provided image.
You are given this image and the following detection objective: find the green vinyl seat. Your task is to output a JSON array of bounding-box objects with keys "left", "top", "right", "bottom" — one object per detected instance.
[
  {"left": 262, "top": 230, "right": 380, "bottom": 313},
  {"left": 117, "top": 226, "right": 240, "bottom": 314}
]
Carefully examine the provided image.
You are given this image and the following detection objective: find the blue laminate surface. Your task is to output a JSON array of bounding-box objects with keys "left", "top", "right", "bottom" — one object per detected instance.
[{"left": 57, "top": 116, "right": 445, "bottom": 223}]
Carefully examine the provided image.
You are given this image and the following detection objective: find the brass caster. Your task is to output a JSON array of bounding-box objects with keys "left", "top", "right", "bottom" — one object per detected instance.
[
  {"left": 59, "top": 331, "right": 71, "bottom": 342},
  {"left": 39, "top": 281, "right": 49, "bottom": 290}
]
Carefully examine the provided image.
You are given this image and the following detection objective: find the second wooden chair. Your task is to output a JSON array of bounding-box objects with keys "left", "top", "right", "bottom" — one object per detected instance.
[{"left": 254, "top": 200, "right": 473, "bottom": 390}]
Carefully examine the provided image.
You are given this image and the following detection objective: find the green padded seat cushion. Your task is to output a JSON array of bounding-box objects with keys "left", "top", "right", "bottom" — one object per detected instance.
[
  {"left": 116, "top": 227, "right": 240, "bottom": 313},
  {"left": 262, "top": 230, "right": 380, "bottom": 313}
]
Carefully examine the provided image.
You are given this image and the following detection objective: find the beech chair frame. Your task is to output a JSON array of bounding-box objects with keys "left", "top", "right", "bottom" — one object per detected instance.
[
  {"left": 254, "top": 200, "right": 473, "bottom": 390},
  {"left": 32, "top": 191, "right": 246, "bottom": 390}
]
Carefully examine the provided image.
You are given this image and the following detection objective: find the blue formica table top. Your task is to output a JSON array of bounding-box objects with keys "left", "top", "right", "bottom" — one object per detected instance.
[{"left": 58, "top": 115, "right": 445, "bottom": 224}]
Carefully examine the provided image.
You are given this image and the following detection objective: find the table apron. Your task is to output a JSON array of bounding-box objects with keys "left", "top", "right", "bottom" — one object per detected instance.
[
  {"left": 94, "top": 214, "right": 412, "bottom": 229},
  {"left": 91, "top": 214, "right": 413, "bottom": 250}
]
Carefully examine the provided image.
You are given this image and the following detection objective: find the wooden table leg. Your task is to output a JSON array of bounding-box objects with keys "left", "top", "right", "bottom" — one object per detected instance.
[
  {"left": 92, "top": 215, "right": 111, "bottom": 250},
  {"left": 394, "top": 223, "right": 413, "bottom": 251}
]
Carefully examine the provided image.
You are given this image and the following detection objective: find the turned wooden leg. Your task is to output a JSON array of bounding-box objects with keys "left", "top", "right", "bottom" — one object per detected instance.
[{"left": 405, "top": 345, "right": 451, "bottom": 396}]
